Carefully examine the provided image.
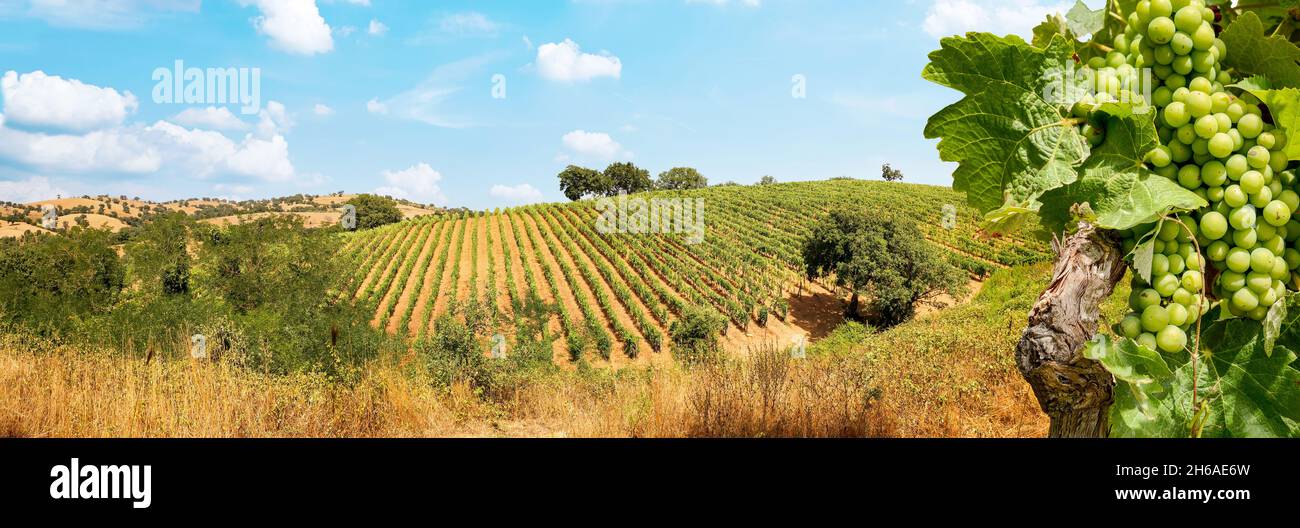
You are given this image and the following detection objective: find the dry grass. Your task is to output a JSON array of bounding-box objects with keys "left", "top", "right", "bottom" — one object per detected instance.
[{"left": 0, "top": 264, "right": 1102, "bottom": 438}]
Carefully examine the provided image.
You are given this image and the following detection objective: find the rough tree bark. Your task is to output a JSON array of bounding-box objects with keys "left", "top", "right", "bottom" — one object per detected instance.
[{"left": 1017, "top": 221, "right": 1127, "bottom": 438}]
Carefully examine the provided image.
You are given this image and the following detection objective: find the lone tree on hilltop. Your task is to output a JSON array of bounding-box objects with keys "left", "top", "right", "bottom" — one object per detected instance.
[
  {"left": 346, "top": 194, "right": 403, "bottom": 230},
  {"left": 802, "top": 211, "right": 964, "bottom": 327},
  {"left": 656, "top": 167, "right": 708, "bottom": 190},
  {"left": 881, "top": 163, "right": 904, "bottom": 182}
]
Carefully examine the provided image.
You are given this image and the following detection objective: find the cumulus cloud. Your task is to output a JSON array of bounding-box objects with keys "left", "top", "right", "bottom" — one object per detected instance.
[
  {"left": 920, "top": 0, "right": 1086, "bottom": 40},
  {"left": 374, "top": 163, "right": 447, "bottom": 205},
  {"left": 254, "top": 100, "right": 293, "bottom": 138},
  {"left": 366, "top": 98, "right": 388, "bottom": 114},
  {"left": 172, "top": 107, "right": 249, "bottom": 131},
  {"left": 1, "top": 70, "right": 138, "bottom": 132},
  {"left": 561, "top": 130, "right": 628, "bottom": 160},
  {"left": 368, "top": 19, "right": 387, "bottom": 36},
  {"left": 536, "top": 39, "right": 622, "bottom": 82},
  {"left": 0, "top": 176, "right": 67, "bottom": 204},
  {"left": 489, "top": 183, "right": 543, "bottom": 204},
  {"left": 313, "top": 103, "right": 334, "bottom": 116},
  {"left": 240, "top": 0, "right": 334, "bottom": 55}
]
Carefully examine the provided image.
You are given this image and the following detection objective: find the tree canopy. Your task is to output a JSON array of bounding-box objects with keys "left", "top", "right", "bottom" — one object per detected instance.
[
  {"left": 656, "top": 167, "right": 708, "bottom": 190},
  {"left": 802, "top": 211, "right": 964, "bottom": 327},
  {"left": 346, "top": 194, "right": 403, "bottom": 230}
]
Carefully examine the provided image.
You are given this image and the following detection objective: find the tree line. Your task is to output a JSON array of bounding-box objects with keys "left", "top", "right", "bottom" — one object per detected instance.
[{"left": 557, "top": 163, "right": 709, "bottom": 200}]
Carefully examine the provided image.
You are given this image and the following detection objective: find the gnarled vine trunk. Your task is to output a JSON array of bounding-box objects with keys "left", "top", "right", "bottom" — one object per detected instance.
[{"left": 1017, "top": 222, "right": 1126, "bottom": 438}]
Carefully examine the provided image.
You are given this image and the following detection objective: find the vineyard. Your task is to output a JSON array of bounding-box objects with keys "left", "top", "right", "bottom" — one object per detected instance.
[{"left": 339, "top": 179, "right": 1052, "bottom": 363}]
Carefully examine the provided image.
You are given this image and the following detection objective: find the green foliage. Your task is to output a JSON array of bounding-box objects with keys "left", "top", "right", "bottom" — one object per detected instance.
[
  {"left": 802, "top": 211, "right": 965, "bottom": 327},
  {"left": 758, "top": 175, "right": 777, "bottom": 185},
  {"left": 0, "top": 229, "right": 125, "bottom": 335},
  {"left": 126, "top": 212, "right": 194, "bottom": 296},
  {"left": 669, "top": 306, "right": 726, "bottom": 366},
  {"left": 880, "top": 163, "right": 904, "bottom": 182},
  {"left": 656, "top": 167, "right": 708, "bottom": 190},
  {"left": 1221, "top": 11, "right": 1300, "bottom": 89},
  {"left": 604, "top": 162, "right": 654, "bottom": 195},
  {"left": 557, "top": 165, "right": 607, "bottom": 201},
  {"left": 346, "top": 194, "right": 403, "bottom": 230},
  {"left": 923, "top": 33, "right": 1088, "bottom": 216},
  {"left": 1231, "top": 76, "right": 1300, "bottom": 161}
]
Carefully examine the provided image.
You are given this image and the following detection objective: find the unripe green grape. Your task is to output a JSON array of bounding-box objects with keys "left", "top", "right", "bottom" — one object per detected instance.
[
  {"left": 1176, "top": 124, "right": 1196, "bottom": 144},
  {"left": 1221, "top": 270, "right": 1247, "bottom": 291},
  {"left": 1152, "top": 253, "right": 1171, "bottom": 275},
  {"left": 1167, "top": 302, "right": 1191, "bottom": 327},
  {"left": 1174, "top": 6, "right": 1203, "bottom": 33},
  {"left": 1230, "top": 205, "right": 1258, "bottom": 230},
  {"left": 1226, "top": 154, "right": 1249, "bottom": 180},
  {"left": 1270, "top": 258, "right": 1290, "bottom": 280},
  {"left": 1172, "top": 55, "right": 1194, "bottom": 75},
  {"left": 1155, "top": 45, "right": 1175, "bottom": 65},
  {"left": 1251, "top": 247, "right": 1276, "bottom": 273},
  {"left": 1120, "top": 314, "right": 1144, "bottom": 339},
  {"left": 1258, "top": 222, "right": 1279, "bottom": 241},
  {"left": 1241, "top": 170, "right": 1266, "bottom": 195},
  {"left": 1191, "top": 50, "right": 1215, "bottom": 73},
  {"left": 1193, "top": 115, "right": 1218, "bottom": 138},
  {"left": 1260, "top": 285, "right": 1280, "bottom": 307},
  {"left": 1258, "top": 131, "right": 1277, "bottom": 150},
  {"left": 1138, "top": 333, "right": 1159, "bottom": 351},
  {"left": 1210, "top": 91, "right": 1231, "bottom": 113},
  {"left": 1200, "top": 211, "right": 1229, "bottom": 239},
  {"left": 1201, "top": 160, "right": 1228, "bottom": 186},
  {"left": 1224, "top": 185, "right": 1248, "bottom": 208},
  {"left": 1263, "top": 200, "right": 1291, "bottom": 227},
  {"left": 1156, "top": 325, "right": 1188, "bottom": 353},
  {"left": 1232, "top": 288, "right": 1261, "bottom": 312},
  {"left": 1193, "top": 23, "right": 1216, "bottom": 51},
  {"left": 1285, "top": 248, "right": 1300, "bottom": 269},
  {"left": 1206, "top": 186, "right": 1225, "bottom": 203},
  {"left": 1246, "top": 271, "right": 1273, "bottom": 293},
  {"left": 1155, "top": 273, "right": 1181, "bottom": 296},
  {"left": 1158, "top": 219, "right": 1181, "bottom": 241},
  {"left": 1132, "top": 288, "right": 1162, "bottom": 310},
  {"left": 1164, "top": 101, "right": 1191, "bottom": 127},
  {"left": 1182, "top": 270, "right": 1204, "bottom": 292},
  {"left": 1264, "top": 235, "right": 1286, "bottom": 256},
  {"left": 1248, "top": 146, "right": 1271, "bottom": 169},
  {"left": 1153, "top": 86, "right": 1174, "bottom": 108},
  {"left": 1207, "top": 240, "right": 1230, "bottom": 261},
  {"left": 1141, "top": 304, "right": 1171, "bottom": 332},
  {"left": 1227, "top": 247, "right": 1253, "bottom": 272},
  {"left": 1147, "top": 146, "right": 1173, "bottom": 167},
  {"left": 1251, "top": 186, "right": 1274, "bottom": 208},
  {"left": 1269, "top": 149, "right": 1288, "bottom": 173},
  {"left": 1240, "top": 114, "right": 1265, "bottom": 138},
  {"left": 1188, "top": 76, "right": 1212, "bottom": 94},
  {"left": 1232, "top": 228, "right": 1258, "bottom": 249},
  {"left": 1177, "top": 164, "right": 1202, "bottom": 188},
  {"left": 1171, "top": 32, "right": 1194, "bottom": 55},
  {"left": 1279, "top": 190, "right": 1300, "bottom": 213},
  {"left": 1209, "top": 133, "right": 1234, "bottom": 158}
]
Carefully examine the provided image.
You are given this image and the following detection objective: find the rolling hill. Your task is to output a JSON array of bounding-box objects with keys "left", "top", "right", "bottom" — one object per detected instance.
[{"left": 342, "top": 179, "right": 1052, "bottom": 364}]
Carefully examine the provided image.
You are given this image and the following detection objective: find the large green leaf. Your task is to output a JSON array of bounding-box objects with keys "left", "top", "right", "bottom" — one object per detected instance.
[
  {"left": 1083, "top": 335, "right": 1172, "bottom": 417},
  {"left": 1065, "top": 0, "right": 1104, "bottom": 37},
  {"left": 1037, "top": 105, "right": 1207, "bottom": 232},
  {"left": 1221, "top": 11, "right": 1300, "bottom": 88},
  {"left": 922, "top": 34, "right": 1089, "bottom": 216},
  {"left": 1230, "top": 77, "right": 1300, "bottom": 161},
  {"left": 1109, "top": 294, "right": 1300, "bottom": 438}
]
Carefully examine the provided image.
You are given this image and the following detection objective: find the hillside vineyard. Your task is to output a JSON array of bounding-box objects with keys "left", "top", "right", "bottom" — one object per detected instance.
[{"left": 341, "top": 180, "right": 1052, "bottom": 362}]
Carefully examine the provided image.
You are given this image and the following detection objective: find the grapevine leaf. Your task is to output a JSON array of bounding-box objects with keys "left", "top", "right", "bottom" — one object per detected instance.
[
  {"left": 1064, "top": 0, "right": 1104, "bottom": 37},
  {"left": 1083, "top": 335, "right": 1172, "bottom": 416},
  {"left": 1220, "top": 11, "right": 1300, "bottom": 88},
  {"left": 1032, "top": 14, "right": 1073, "bottom": 50},
  {"left": 1229, "top": 80, "right": 1300, "bottom": 161},
  {"left": 1196, "top": 310, "right": 1300, "bottom": 438},
  {"left": 1132, "top": 234, "right": 1155, "bottom": 285},
  {"left": 1081, "top": 0, "right": 1138, "bottom": 61},
  {"left": 1263, "top": 297, "right": 1287, "bottom": 357},
  {"left": 1037, "top": 104, "right": 1207, "bottom": 232},
  {"left": 922, "top": 34, "right": 1089, "bottom": 218},
  {"left": 980, "top": 203, "right": 1036, "bottom": 233}
]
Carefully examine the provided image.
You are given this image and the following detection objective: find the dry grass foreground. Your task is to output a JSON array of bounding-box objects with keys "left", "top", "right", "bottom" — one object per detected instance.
[{"left": 0, "top": 264, "right": 1104, "bottom": 438}]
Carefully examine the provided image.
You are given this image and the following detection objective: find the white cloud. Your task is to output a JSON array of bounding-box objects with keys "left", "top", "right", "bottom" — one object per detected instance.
[
  {"left": 374, "top": 163, "right": 447, "bottom": 205},
  {"left": 313, "top": 103, "right": 334, "bottom": 116},
  {"left": 561, "top": 130, "right": 628, "bottom": 160},
  {"left": 366, "top": 55, "right": 495, "bottom": 128},
  {"left": 439, "top": 12, "right": 498, "bottom": 36},
  {"left": 368, "top": 19, "right": 388, "bottom": 36},
  {"left": 921, "top": 0, "right": 1082, "bottom": 40},
  {"left": 172, "top": 107, "right": 249, "bottom": 131},
  {"left": 239, "top": 0, "right": 334, "bottom": 55},
  {"left": 489, "top": 183, "right": 543, "bottom": 204},
  {"left": 254, "top": 100, "right": 293, "bottom": 138},
  {"left": 336, "top": 25, "right": 356, "bottom": 37},
  {"left": 1, "top": 70, "right": 138, "bottom": 132},
  {"left": 0, "top": 119, "right": 299, "bottom": 183},
  {"left": 0, "top": 176, "right": 66, "bottom": 204},
  {"left": 536, "top": 39, "right": 622, "bottom": 82}
]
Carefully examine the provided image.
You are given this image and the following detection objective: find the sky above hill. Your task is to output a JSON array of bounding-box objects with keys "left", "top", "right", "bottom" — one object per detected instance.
[{"left": 0, "top": 0, "right": 1103, "bottom": 209}]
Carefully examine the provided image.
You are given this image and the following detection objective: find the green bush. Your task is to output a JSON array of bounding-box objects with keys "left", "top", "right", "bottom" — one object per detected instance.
[
  {"left": 346, "top": 194, "right": 403, "bottom": 230},
  {"left": 669, "top": 306, "right": 726, "bottom": 366}
]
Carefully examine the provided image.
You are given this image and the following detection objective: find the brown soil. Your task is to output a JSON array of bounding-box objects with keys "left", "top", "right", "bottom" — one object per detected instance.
[
  {"left": 519, "top": 211, "right": 614, "bottom": 366},
  {"left": 503, "top": 213, "right": 566, "bottom": 363},
  {"left": 486, "top": 215, "right": 513, "bottom": 316},
  {"left": 475, "top": 216, "right": 491, "bottom": 301},
  {"left": 453, "top": 218, "right": 475, "bottom": 306},
  {"left": 407, "top": 221, "right": 452, "bottom": 335},
  {"left": 354, "top": 226, "right": 412, "bottom": 300},
  {"left": 371, "top": 223, "right": 433, "bottom": 327},
  {"left": 429, "top": 219, "right": 465, "bottom": 331},
  {"left": 385, "top": 222, "right": 441, "bottom": 334}
]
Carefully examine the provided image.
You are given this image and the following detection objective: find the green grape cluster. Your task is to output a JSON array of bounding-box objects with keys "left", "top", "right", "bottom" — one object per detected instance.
[{"left": 1081, "top": 0, "right": 1300, "bottom": 353}]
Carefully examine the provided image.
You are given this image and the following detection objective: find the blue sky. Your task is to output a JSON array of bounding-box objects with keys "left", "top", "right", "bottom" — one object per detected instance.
[{"left": 0, "top": 0, "right": 1101, "bottom": 210}]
